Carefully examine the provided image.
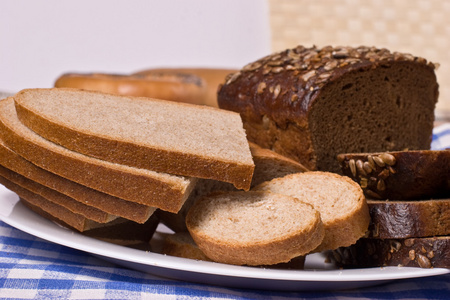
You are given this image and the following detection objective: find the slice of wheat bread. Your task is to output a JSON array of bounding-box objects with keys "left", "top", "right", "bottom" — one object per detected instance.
[
  {"left": 329, "top": 236, "right": 450, "bottom": 269},
  {"left": 0, "top": 138, "right": 154, "bottom": 223},
  {"left": 157, "top": 142, "right": 308, "bottom": 232},
  {"left": 337, "top": 150, "right": 450, "bottom": 200},
  {"left": 1, "top": 176, "right": 102, "bottom": 232},
  {"left": 0, "top": 165, "right": 116, "bottom": 223},
  {"left": 254, "top": 172, "right": 370, "bottom": 252},
  {"left": 0, "top": 97, "right": 196, "bottom": 213},
  {"left": 186, "top": 191, "right": 324, "bottom": 266},
  {"left": 14, "top": 88, "right": 254, "bottom": 190},
  {"left": 366, "top": 199, "right": 450, "bottom": 239}
]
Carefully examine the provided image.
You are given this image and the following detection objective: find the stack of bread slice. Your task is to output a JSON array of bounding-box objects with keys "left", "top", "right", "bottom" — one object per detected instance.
[
  {"left": 333, "top": 150, "right": 450, "bottom": 268},
  {"left": 0, "top": 88, "right": 255, "bottom": 245}
]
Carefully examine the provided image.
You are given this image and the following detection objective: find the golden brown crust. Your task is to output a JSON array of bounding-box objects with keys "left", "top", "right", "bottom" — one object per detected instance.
[
  {"left": 132, "top": 68, "right": 238, "bottom": 107},
  {"left": 54, "top": 72, "right": 209, "bottom": 105},
  {"left": 0, "top": 98, "right": 196, "bottom": 213}
]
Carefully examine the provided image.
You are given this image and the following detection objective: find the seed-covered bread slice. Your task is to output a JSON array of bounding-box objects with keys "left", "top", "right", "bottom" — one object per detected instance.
[
  {"left": 186, "top": 191, "right": 324, "bottom": 266},
  {"left": 14, "top": 88, "right": 254, "bottom": 190},
  {"left": 157, "top": 142, "right": 308, "bottom": 232},
  {"left": 366, "top": 199, "right": 450, "bottom": 239},
  {"left": 330, "top": 236, "right": 450, "bottom": 269},
  {"left": 0, "top": 98, "right": 196, "bottom": 213},
  {"left": 254, "top": 172, "right": 370, "bottom": 252},
  {"left": 337, "top": 150, "right": 450, "bottom": 200}
]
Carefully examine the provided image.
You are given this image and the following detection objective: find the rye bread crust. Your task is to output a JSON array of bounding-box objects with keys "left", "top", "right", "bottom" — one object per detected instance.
[{"left": 218, "top": 45, "right": 439, "bottom": 173}]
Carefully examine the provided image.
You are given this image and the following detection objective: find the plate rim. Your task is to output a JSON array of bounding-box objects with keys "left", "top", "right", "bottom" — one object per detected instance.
[{"left": 1, "top": 186, "right": 449, "bottom": 286}]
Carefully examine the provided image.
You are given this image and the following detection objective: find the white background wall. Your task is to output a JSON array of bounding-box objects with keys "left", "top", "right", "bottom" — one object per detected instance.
[{"left": 0, "top": 0, "right": 271, "bottom": 93}]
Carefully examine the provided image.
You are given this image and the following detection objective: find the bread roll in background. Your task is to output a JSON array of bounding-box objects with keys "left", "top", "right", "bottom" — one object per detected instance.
[{"left": 54, "top": 68, "right": 237, "bottom": 107}]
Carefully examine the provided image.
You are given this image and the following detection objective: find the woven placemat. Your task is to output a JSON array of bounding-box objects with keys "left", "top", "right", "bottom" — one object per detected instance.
[{"left": 268, "top": 0, "right": 450, "bottom": 119}]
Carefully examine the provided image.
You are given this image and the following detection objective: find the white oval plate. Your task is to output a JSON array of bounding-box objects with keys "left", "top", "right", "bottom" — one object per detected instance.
[{"left": 0, "top": 185, "right": 448, "bottom": 291}]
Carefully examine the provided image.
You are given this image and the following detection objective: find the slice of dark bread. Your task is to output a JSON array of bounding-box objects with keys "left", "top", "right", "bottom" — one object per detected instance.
[
  {"left": 218, "top": 45, "right": 439, "bottom": 173},
  {"left": 186, "top": 191, "right": 324, "bottom": 266},
  {"left": 366, "top": 199, "right": 450, "bottom": 239},
  {"left": 337, "top": 150, "right": 450, "bottom": 200},
  {"left": 329, "top": 236, "right": 450, "bottom": 269}
]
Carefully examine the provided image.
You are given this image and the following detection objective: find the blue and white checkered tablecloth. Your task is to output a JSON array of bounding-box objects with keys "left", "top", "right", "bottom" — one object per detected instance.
[{"left": 0, "top": 124, "right": 449, "bottom": 300}]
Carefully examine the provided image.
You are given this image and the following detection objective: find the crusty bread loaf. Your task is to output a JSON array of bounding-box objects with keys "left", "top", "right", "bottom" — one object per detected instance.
[
  {"left": 0, "top": 165, "right": 116, "bottom": 223},
  {"left": 132, "top": 68, "right": 238, "bottom": 107},
  {"left": 0, "top": 137, "right": 155, "bottom": 223},
  {"left": 54, "top": 72, "right": 208, "bottom": 105},
  {"left": 218, "top": 45, "right": 439, "bottom": 173},
  {"left": 337, "top": 150, "right": 450, "bottom": 200},
  {"left": 330, "top": 236, "right": 450, "bottom": 269},
  {"left": 366, "top": 199, "right": 450, "bottom": 239},
  {"left": 186, "top": 191, "right": 324, "bottom": 266},
  {"left": 0, "top": 97, "right": 196, "bottom": 213},
  {"left": 254, "top": 172, "right": 370, "bottom": 252},
  {"left": 14, "top": 88, "right": 254, "bottom": 190},
  {"left": 157, "top": 142, "right": 308, "bottom": 232}
]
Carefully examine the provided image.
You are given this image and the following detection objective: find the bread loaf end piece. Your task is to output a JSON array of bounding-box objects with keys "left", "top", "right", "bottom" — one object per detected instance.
[
  {"left": 218, "top": 45, "right": 439, "bottom": 173},
  {"left": 186, "top": 191, "right": 324, "bottom": 266}
]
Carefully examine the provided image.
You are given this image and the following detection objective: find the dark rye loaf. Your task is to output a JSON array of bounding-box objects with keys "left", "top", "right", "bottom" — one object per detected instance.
[
  {"left": 218, "top": 45, "right": 439, "bottom": 173},
  {"left": 337, "top": 150, "right": 450, "bottom": 200}
]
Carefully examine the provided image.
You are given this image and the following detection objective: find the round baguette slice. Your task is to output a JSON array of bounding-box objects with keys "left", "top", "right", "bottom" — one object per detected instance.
[
  {"left": 254, "top": 172, "right": 370, "bottom": 252},
  {"left": 186, "top": 191, "right": 324, "bottom": 266}
]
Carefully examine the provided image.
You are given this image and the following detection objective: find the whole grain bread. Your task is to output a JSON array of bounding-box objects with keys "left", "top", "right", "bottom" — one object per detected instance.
[
  {"left": 157, "top": 142, "right": 308, "bottom": 232},
  {"left": 0, "top": 98, "right": 196, "bottom": 213},
  {"left": 366, "top": 199, "right": 450, "bottom": 239},
  {"left": 254, "top": 172, "right": 370, "bottom": 252},
  {"left": 186, "top": 191, "right": 324, "bottom": 266},
  {"left": 218, "top": 45, "right": 439, "bottom": 173},
  {"left": 0, "top": 137, "right": 155, "bottom": 223},
  {"left": 337, "top": 150, "right": 450, "bottom": 200},
  {"left": 0, "top": 165, "right": 116, "bottom": 223},
  {"left": 14, "top": 88, "right": 254, "bottom": 190},
  {"left": 330, "top": 236, "right": 450, "bottom": 269}
]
